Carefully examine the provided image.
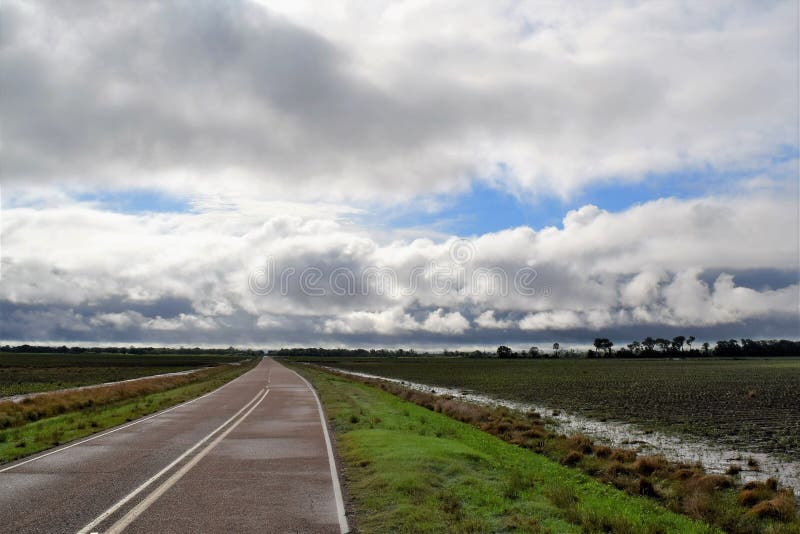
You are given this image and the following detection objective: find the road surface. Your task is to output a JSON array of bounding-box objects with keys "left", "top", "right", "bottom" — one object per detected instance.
[{"left": 0, "top": 358, "right": 348, "bottom": 533}]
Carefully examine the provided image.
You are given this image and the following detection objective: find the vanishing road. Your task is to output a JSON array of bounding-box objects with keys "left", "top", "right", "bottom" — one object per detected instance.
[{"left": 0, "top": 358, "right": 349, "bottom": 533}]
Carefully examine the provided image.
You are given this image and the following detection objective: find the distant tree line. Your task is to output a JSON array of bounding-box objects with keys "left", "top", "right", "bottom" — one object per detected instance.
[
  {"left": 0, "top": 345, "right": 265, "bottom": 356},
  {"left": 588, "top": 337, "right": 800, "bottom": 358},
  {"left": 493, "top": 344, "right": 581, "bottom": 359},
  {"left": 269, "top": 339, "right": 800, "bottom": 359},
  {"left": 494, "top": 338, "right": 800, "bottom": 359}
]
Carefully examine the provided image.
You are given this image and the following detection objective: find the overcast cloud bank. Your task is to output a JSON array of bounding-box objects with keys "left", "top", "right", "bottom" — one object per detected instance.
[{"left": 2, "top": 193, "right": 797, "bottom": 345}]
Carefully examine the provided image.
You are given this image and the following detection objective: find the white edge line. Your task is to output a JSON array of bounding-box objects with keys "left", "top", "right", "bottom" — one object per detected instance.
[
  {"left": 288, "top": 367, "right": 349, "bottom": 534},
  {"left": 0, "top": 359, "right": 257, "bottom": 474},
  {"left": 104, "top": 389, "right": 270, "bottom": 534},
  {"left": 76, "top": 387, "right": 267, "bottom": 534}
]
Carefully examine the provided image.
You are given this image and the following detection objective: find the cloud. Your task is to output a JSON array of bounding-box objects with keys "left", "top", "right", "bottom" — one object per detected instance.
[
  {"left": 89, "top": 311, "right": 145, "bottom": 330},
  {"left": 1, "top": 0, "right": 796, "bottom": 203},
  {"left": 620, "top": 271, "right": 665, "bottom": 308},
  {"left": 0, "top": 192, "right": 796, "bottom": 345},
  {"left": 422, "top": 309, "right": 470, "bottom": 335},
  {"left": 322, "top": 308, "right": 419, "bottom": 336},
  {"left": 321, "top": 308, "right": 469, "bottom": 336},
  {"left": 520, "top": 310, "right": 584, "bottom": 331},
  {"left": 475, "top": 310, "right": 514, "bottom": 329},
  {"left": 145, "top": 314, "right": 217, "bottom": 332}
]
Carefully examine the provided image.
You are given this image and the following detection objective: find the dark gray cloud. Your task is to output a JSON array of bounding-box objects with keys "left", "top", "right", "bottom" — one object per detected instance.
[
  {"left": 699, "top": 269, "right": 800, "bottom": 292},
  {"left": 1, "top": 0, "right": 796, "bottom": 201}
]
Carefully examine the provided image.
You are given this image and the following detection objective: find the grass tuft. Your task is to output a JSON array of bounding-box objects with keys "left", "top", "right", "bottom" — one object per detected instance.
[
  {"left": 634, "top": 455, "right": 668, "bottom": 476},
  {"left": 748, "top": 490, "right": 796, "bottom": 521}
]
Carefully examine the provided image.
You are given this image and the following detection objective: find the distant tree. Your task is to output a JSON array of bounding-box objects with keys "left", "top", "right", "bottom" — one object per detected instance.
[
  {"left": 528, "top": 346, "right": 540, "bottom": 358},
  {"left": 593, "top": 338, "right": 614, "bottom": 357},
  {"left": 627, "top": 340, "right": 641, "bottom": 354},
  {"left": 655, "top": 338, "right": 671, "bottom": 353},
  {"left": 642, "top": 337, "right": 656, "bottom": 353},
  {"left": 741, "top": 339, "right": 757, "bottom": 354},
  {"left": 686, "top": 336, "right": 696, "bottom": 350},
  {"left": 552, "top": 342, "right": 560, "bottom": 356},
  {"left": 672, "top": 335, "right": 686, "bottom": 352},
  {"left": 702, "top": 342, "right": 710, "bottom": 355},
  {"left": 713, "top": 339, "right": 742, "bottom": 357},
  {"left": 497, "top": 345, "right": 513, "bottom": 358}
]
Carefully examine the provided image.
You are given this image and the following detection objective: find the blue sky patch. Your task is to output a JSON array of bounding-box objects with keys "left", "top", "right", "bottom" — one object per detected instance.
[
  {"left": 76, "top": 189, "right": 193, "bottom": 214},
  {"left": 376, "top": 154, "right": 798, "bottom": 236}
]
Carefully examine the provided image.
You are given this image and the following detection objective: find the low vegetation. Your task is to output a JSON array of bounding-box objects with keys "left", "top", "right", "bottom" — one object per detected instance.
[
  {"left": 306, "top": 357, "right": 800, "bottom": 457},
  {"left": 0, "top": 358, "right": 257, "bottom": 463},
  {"left": 302, "top": 365, "right": 799, "bottom": 533},
  {"left": 292, "top": 364, "right": 717, "bottom": 534}
]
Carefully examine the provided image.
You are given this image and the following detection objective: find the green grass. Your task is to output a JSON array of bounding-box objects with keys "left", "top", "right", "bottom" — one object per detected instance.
[
  {"left": 299, "top": 357, "right": 800, "bottom": 456},
  {"left": 0, "top": 352, "right": 247, "bottom": 396},
  {"left": 0, "top": 360, "right": 257, "bottom": 463},
  {"left": 293, "top": 365, "right": 718, "bottom": 533}
]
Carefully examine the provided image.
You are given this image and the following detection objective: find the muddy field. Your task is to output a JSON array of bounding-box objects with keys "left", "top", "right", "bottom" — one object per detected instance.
[
  {"left": 299, "top": 357, "right": 800, "bottom": 458},
  {"left": 0, "top": 352, "right": 245, "bottom": 397}
]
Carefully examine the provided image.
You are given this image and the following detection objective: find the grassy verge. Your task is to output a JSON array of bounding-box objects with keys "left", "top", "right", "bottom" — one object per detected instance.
[
  {"left": 0, "top": 359, "right": 258, "bottom": 463},
  {"left": 292, "top": 364, "right": 719, "bottom": 533}
]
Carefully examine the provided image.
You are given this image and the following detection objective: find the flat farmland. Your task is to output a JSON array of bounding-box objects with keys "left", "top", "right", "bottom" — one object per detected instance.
[
  {"left": 0, "top": 352, "right": 246, "bottom": 397},
  {"left": 307, "top": 357, "right": 800, "bottom": 457}
]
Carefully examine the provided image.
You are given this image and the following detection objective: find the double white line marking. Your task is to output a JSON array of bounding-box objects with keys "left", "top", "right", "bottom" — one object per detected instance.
[{"left": 78, "top": 387, "right": 270, "bottom": 534}]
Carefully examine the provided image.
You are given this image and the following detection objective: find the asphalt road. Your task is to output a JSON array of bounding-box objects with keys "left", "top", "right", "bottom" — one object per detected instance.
[{"left": 0, "top": 358, "right": 348, "bottom": 533}]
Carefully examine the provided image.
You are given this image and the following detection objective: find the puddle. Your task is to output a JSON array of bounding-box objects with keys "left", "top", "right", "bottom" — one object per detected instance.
[{"left": 319, "top": 365, "right": 800, "bottom": 492}]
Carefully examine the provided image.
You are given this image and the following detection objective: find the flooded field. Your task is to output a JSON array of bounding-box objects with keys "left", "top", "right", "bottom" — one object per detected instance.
[{"left": 309, "top": 358, "right": 800, "bottom": 492}]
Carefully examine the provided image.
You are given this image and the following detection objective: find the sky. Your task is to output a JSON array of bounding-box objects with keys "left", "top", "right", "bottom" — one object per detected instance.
[{"left": 1, "top": 0, "right": 798, "bottom": 349}]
